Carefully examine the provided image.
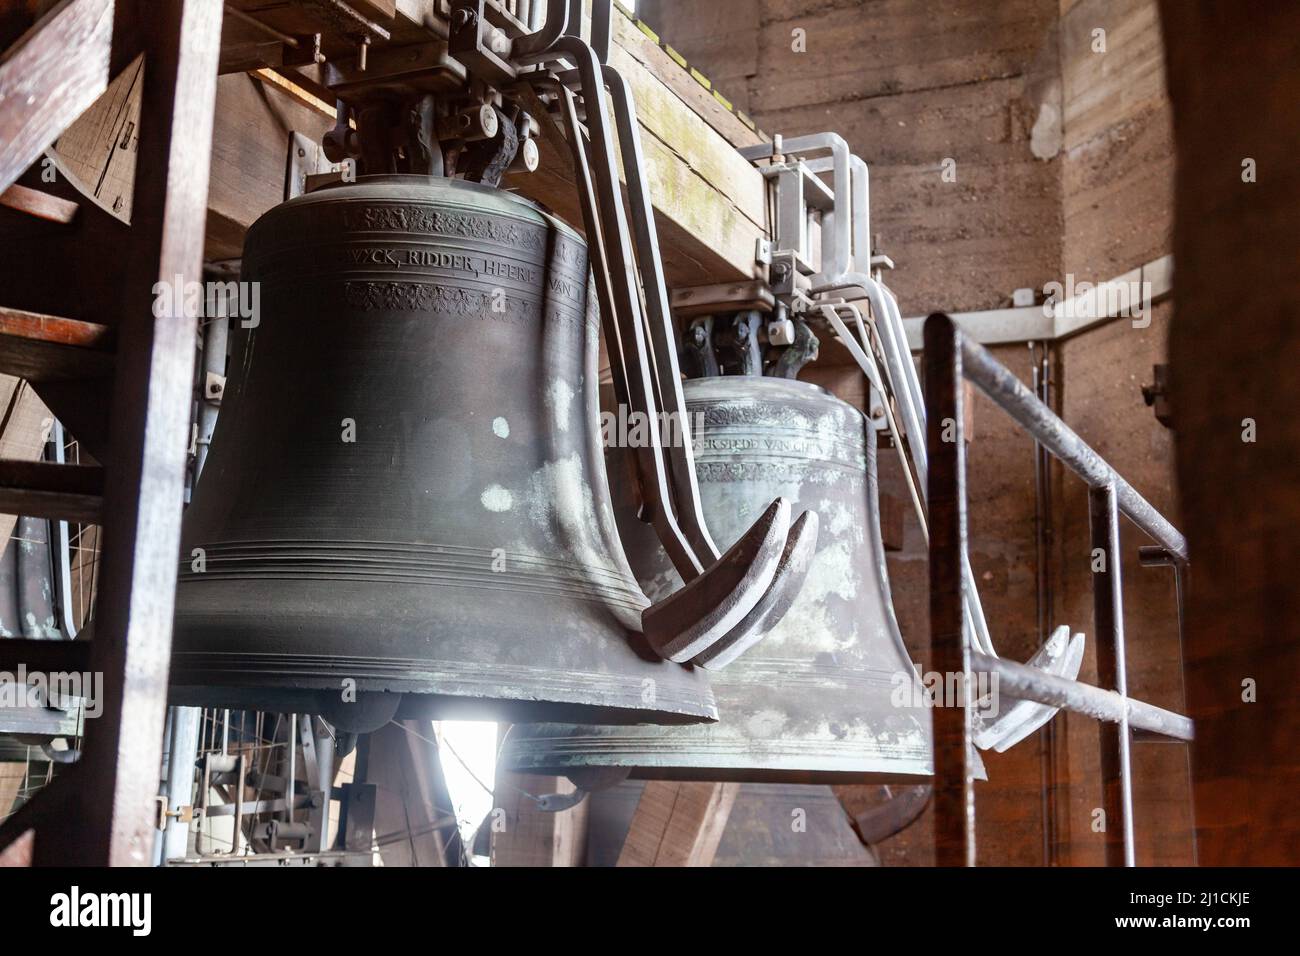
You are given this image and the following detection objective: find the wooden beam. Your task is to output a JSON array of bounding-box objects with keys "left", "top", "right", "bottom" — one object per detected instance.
[
  {"left": 0, "top": 460, "right": 103, "bottom": 523},
  {"left": 0, "top": 183, "right": 78, "bottom": 223},
  {"left": 367, "top": 721, "right": 458, "bottom": 867},
  {"left": 204, "top": 71, "right": 334, "bottom": 259},
  {"left": 491, "top": 772, "right": 589, "bottom": 867},
  {"left": 27, "top": 0, "right": 225, "bottom": 867},
  {"left": 503, "top": 10, "right": 767, "bottom": 285},
  {"left": 0, "top": 829, "right": 33, "bottom": 867},
  {"left": 0, "top": 307, "right": 114, "bottom": 381},
  {"left": 0, "top": 0, "right": 114, "bottom": 194},
  {"left": 616, "top": 780, "right": 739, "bottom": 867}
]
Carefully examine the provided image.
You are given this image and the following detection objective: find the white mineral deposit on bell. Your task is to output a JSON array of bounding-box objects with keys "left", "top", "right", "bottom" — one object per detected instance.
[{"left": 480, "top": 485, "right": 513, "bottom": 512}]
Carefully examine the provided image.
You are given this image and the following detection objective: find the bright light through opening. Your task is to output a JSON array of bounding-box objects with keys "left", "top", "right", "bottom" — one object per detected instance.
[{"left": 432, "top": 720, "right": 498, "bottom": 864}]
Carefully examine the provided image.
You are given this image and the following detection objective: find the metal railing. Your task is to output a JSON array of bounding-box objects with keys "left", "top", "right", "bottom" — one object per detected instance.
[{"left": 922, "top": 312, "right": 1192, "bottom": 867}]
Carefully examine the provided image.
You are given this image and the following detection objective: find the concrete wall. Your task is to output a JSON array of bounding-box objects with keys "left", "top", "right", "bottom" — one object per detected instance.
[
  {"left": 640, "top": 0, "right": 1189, "bottom": 864},
  {"left": 1052, "top": 0, "right": 1190, "bottom": 866}
]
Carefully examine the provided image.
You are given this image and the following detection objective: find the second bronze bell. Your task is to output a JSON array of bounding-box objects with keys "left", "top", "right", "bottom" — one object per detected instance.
[{"left": 502, "top": 375, "right": 934, "bottom": 783}]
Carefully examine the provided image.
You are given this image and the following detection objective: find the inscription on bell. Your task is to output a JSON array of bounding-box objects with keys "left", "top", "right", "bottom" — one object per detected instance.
[{"left": 344, "top": 247, "right": 540, "bottom": 285}]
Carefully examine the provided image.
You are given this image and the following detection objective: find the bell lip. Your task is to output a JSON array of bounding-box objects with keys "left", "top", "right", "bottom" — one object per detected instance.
[
  {"left": 167, "top": 682, "right": 720, "bottom": 727},
  {"left": 503, "top": 761, "right": 935, "bottom": 786},
  {"left": 622, "top": 766, "right": 935, "bottom": 785}
]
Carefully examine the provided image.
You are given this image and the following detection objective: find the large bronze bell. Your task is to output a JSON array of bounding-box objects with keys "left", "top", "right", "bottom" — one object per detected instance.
[
  {"left": 502, "top": 375, "right": 933, "bottom": 781},
  {"left": 170, "top": 175, "right": 716, "bottom": 728}
]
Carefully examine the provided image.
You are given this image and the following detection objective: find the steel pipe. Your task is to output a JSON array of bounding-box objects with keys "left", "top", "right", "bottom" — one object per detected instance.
[
  {"left": 973, "top": 650, "right": 1192, "bottom": 742},
  {"left": 959, "top": 336, "right": 1189, "bottom": 564}
]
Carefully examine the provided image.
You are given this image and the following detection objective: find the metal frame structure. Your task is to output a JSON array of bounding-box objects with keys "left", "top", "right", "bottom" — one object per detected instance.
[{"left": 922, "top": 312, "right": 1193, "bottom": 867}]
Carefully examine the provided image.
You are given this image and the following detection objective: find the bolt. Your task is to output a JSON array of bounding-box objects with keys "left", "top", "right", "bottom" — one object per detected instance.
[{"left": 451, "top": 7, "right": 475, "bottom": 31}]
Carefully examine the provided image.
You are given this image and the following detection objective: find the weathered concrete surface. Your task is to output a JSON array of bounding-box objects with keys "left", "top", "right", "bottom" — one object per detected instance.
[
  {"left": 1053, "top": 0, "right": 1190, "bottom": 867},
  {"left": 643, "top": 0, "right": 1064, "bottom": 313}
]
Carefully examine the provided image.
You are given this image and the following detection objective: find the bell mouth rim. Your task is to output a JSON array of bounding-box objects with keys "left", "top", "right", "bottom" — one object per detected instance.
[{"left": 167, "top": 683, "right": 719, "bottom": 727}]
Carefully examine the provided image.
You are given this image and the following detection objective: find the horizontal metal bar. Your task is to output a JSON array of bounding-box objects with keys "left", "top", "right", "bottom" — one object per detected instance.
[
  {"left": 202, "top": 795, "right": 310, "bottom": 818},
  {"left": 959, "top": 338, "right": 1188, "bottom": 564},
  {"left": 0, "top": 703, "right": 82, "bottom": 737},
  {"left": 901, "top": 255, "right": 1174, "bottom": 347},
  {"left": 902, "top": 306, "right": 1053, "bottom": 350},
  {"left": 973, "top": 651, "right": 1193, "bottom": 741}
]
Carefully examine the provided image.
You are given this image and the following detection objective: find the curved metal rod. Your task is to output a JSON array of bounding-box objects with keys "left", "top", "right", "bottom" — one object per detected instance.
[
  {"left": 815, "top": 273, "right": 997, "bottom": 658},
  {"left": 513, "top": 0, "right": 570, "bottom": 56},
  {"left": 821, "top": 301, "right": 993, "bottom": 658},
  {"left": 601, "top": 61, "right": 721, "bottom": 563},
  {"left": 773, "top": 133, "right": 853, "bottom": 279},
  {"left": 528, "top": 39, "right": 807, "bottom": 666},
  {"left": 850, "top": 155, "right": 871, "bottom": 271},
  {"left": 537, "top": 67, "right": 703, "bottom": 581}
]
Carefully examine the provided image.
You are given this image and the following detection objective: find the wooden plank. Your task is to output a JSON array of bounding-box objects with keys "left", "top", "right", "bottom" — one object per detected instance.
[
  {"left": 0, "top": 828, "right": 33, "bottom": 866},
  {"left": 609, "top": 7, "right": 763, "bottom": 153},
  {"left": 47, "top": 0, "right": 225, "bottom": 867},
  {"left": 0, "top": 183, "right": 78, "bottom": 223},
  {"left": 367, "top": 721, "right": 458, "bottom": 867},
  {"left": 491, "top": 771, "right": 589, "bottom": 867},
  {"left": 0, "top": 0, "right": 114, "bottom": 193},
  {"left": 48, "top": 53, "right": 143, "bottom": 222},
  {"left": 204, "top": 71, "right": 334, "bottom": 259},
  {"left": 0, "top": 307, "right": 114, "bottom": 381},
  {"left": 616, "top": 780, "right": 739, "bottom": 867},
  {"left": 0, "top": 460, "right": 103, "bottom": 523},
  {"left": 0, "top": 376, "right": 53, "bottom": 547},
  {"left": 502, "top": 11, "right": 767, "bottom": 285}
]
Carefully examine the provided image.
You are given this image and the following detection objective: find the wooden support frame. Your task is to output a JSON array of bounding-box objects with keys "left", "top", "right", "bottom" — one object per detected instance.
[
  {"left": 46, "top": 1, "right": 767, "bottom": 285},
  {"left": 0, "top": 0, "right": 224, "bottom": 866},
  {"left": 367, "top": 721, "right": 460, "bottom": 867},
  {"left": 0, "top": 0, "right": 114, "bottom": 194},
  {"left": 491, "top": 771, "right": 590, "bottom": 867},
  {"left": 616, "top": 781, "right": 739, "bottom": 867}
]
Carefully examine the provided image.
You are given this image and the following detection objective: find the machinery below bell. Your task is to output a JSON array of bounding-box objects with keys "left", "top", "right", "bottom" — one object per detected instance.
[{"left": 502, "top": 369, "right": 937, "bottom": 783}]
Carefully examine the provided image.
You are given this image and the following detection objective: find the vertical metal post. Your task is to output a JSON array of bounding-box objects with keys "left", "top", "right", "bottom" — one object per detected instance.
[
  {"left": 287, "top": 713, "right": 298, "bottom": 826},
  {"left": 162, "top": 705, "right": 201, "bottom": 862},
  {"left": 1090, "top": 482, "right": 1136, "bottom": 866},
  {"left": 923, "top": 313, "right": 975, "bottom": 866}
]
